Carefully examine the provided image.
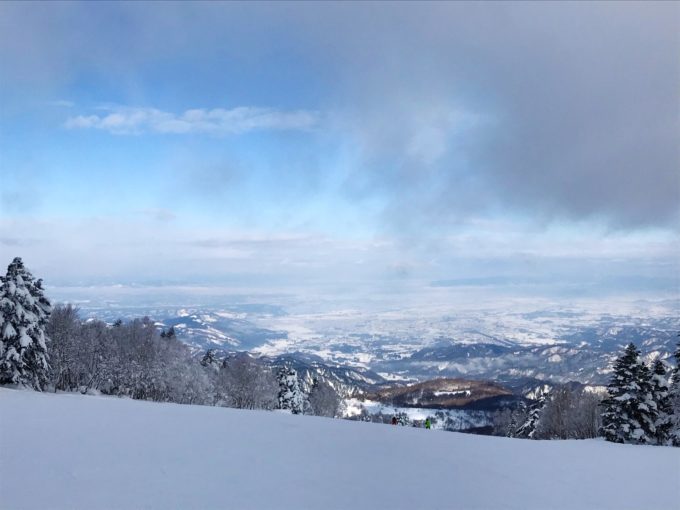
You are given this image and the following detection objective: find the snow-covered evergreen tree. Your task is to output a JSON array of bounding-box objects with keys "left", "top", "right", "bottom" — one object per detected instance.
[
  {"left": 395, "top": 411, "right": 410, "bottom": 426},
  {"left": 601, "top": 343, "right": 656, "bottom": 444},
  {"left": 650, "top": 359, "right": 672, "bottom": 445},
  {"left": 636, "top": 357, "right": 658, "bottom": 443},
  {"left": 668, "top": 341, "right": 680, "bottom": 447},
  {"left": 161, "top": 326, "right": 177, "bottom": 340},
  {"left": 0, "top": 257, "right": 52, "bottom": 390},
  {"left": 277, "top": 366, "right": 304, "bottom": 414},
  {"left": 201, "top": 349, "right": 218, "bottom": 368},
  {"left": 515, "top": 394, "right": 545, "bottom": 439}
]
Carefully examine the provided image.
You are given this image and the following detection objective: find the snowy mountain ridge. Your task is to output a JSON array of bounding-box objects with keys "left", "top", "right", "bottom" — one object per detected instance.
[{"left": 76, "top": 302, "right": 680, "bottom": 388}]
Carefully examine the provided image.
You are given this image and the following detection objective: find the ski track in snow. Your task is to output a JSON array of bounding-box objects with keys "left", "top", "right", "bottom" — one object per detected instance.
[{"left": 1, "top": 388, "right": 678, "bottom": 510}]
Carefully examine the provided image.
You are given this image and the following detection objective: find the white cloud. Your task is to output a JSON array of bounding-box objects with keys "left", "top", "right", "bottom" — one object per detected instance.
[{"left": 64, "top": 106, "right": 319, "bottom": 135}]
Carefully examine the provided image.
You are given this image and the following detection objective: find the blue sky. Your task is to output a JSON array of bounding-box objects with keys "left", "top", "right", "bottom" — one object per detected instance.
[{"left": 0, "top": 2, "right": 678, "bottom": 299}]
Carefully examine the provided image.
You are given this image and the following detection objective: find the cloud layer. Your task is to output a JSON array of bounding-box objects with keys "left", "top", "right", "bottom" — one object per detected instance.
[
  {"left": 1, "top": 215, "right": 676, "bottom": 294},
  {"left": 65, "top": 106, "right": 318, "bottom": 135},
  {"left": 2, "top": 2, "right": 677, "bottom": 230},
  {"left": 0, "top": 2, "right": 678, "bottom": 295}
]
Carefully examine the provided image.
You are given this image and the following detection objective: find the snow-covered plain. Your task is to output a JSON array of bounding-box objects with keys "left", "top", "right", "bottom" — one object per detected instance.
[{"left": 1, "top": 388, "right": 678, "bottom": 510}]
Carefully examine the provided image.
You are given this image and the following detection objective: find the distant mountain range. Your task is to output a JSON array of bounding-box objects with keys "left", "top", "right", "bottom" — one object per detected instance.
[
  {"left": 78, "top": 303, "right": 679, "bottom": 392},
  {"left": 374, "top": 325, "right": 678, "bottom": 385},
  {"left": 162, "top": 310, "right": 285, "bottom": 351}
]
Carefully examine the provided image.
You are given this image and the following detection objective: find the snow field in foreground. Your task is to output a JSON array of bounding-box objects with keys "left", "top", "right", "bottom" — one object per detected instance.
[{"left": 1, "top": 388, "right": 678, "bottom": 510}]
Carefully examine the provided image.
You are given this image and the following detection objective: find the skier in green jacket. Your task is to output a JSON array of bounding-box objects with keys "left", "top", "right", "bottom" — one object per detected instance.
[{"left": 425, "top": 418, "right": 431, "bottom": 430}]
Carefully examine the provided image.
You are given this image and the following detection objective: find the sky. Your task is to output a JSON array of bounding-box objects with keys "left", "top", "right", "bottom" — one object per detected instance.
[{"left": 0, "top": 2, "right": 678, "bottom": 302}]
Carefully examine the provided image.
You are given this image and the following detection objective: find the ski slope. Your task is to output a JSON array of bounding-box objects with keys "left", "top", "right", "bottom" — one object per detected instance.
[{"left": 1, "top": 388, "right": 678, "bottom": 510}]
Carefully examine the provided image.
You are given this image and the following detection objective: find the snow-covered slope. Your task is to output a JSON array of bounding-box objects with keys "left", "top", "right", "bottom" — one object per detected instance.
[{"left": 1, "top": 388, "right": 677, "bottom": 510}]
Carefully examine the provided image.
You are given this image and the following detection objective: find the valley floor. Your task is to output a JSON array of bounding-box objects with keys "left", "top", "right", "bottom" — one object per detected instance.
[{"left": 1, "top": 388, "right": 678, "bottom": 510}]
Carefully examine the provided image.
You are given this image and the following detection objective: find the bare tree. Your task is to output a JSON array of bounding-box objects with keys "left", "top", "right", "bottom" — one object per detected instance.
[
  {"left": 217, "top": 354, "right": 277, "bottom": 410},
  {"left": 492, "top": 387, "right": 602, "bottom": 440},
  {"left": 492, "top": 407, "right": 523, "bottom": 437},
  {"left": 46, "top": 310, "right": 214, "bottom": 405},
  {"left": 308, "top": 378, "right": 341, "bottom": 417},
  {"left": 536, "top": 386, "right": 602, "bottom": 439},
  {"left": 46, "top": 304, "right": 80, "bottom": 391}
]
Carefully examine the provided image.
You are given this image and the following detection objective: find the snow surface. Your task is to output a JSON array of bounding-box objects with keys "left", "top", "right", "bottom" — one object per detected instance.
[{"left": 1, "top": 388, "right": 678, "bottom": 510}]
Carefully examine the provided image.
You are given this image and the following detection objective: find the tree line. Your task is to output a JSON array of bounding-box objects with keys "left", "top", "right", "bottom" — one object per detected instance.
[
  {"left": 493, "top": 343, "right": 680, "bottom": 446},
  {"left": 0, "top": 258, "right": 340, "bottom": 418},
  {"left": 493, "top": 385, "right": 603, "bottom": 440}
]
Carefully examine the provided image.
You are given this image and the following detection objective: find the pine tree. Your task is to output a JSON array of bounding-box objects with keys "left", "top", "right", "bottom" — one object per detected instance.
[
  {"left": 161, "top": 326, "right": 176, "bottom": 340},
  {"left": 635, "top": 360, "right": 657, "bottom": 443},
  {"left": 516, "top": 394, "right": 546, "bottom": 439},
  {"left": 668, "top": 340, "right": 680, "bottom": 447},
  {"left": 650, "top": 359, "right": 672, "bottom": 445},
  {"left": 277, "top": 366, "right": 304, "bottom": 414},
  {"left": 201, "top": 349, "right": 217, "bottom": 367},
  {"left": 395, "top": 411, "right": 410, "bottom": 426},
  {"left": 0, "top": 257, "right": 52, "bottom": 390},
  {"left": 601, "top": 343, "right": 656, "bottom": 444}
]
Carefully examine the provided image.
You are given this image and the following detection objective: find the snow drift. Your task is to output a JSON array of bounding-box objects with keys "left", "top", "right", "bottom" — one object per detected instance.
[{"left": 0, "top": 388, "right": 677, "bottom": 510}]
